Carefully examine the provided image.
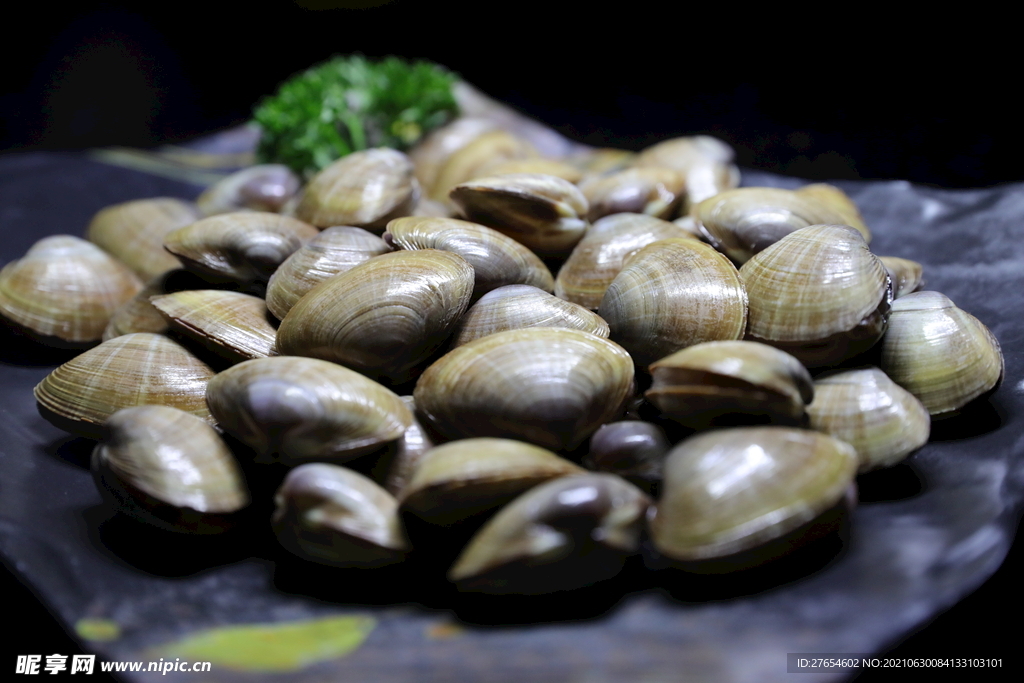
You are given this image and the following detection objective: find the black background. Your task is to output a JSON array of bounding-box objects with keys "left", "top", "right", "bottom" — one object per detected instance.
[{"left": 2, "top": 2, "right": 1020, "bottom": 680}]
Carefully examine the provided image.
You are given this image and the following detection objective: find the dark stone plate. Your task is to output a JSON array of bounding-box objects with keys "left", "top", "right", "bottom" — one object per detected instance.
[{"left": 0, "top": 150, "right": 1020, "bottom": 682}]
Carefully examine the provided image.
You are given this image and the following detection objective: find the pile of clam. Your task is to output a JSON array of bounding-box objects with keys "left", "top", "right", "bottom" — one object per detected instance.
[{"left": 0, "top": 120, "right": 1004, "bottom": 593}]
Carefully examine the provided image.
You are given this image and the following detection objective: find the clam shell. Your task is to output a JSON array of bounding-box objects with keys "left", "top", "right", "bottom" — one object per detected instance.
[
  {"left": 807, "top": 367, "right": 930, "bottom": 471},
  {"left": 265, "top": 226, "right": 390, "bottom": 320},
  {"left": 879, "top": 256, "right": 924, "bottom": 298},
  {"left": 696, "top": 187, "right": 851, "bottom": 264},
  {"left": 197, "top": 164, "right": 301, "bottom": 215},
  {"left": 448, "top": 473, "right": 650, "bottom": 592},
  {"left": 649, "top": 426, "right": 858, "bottom": 561},
  {"left": 34, "top": 333, "right": 215, "bottom": 437},
  {"left": 93, "top": 405, "right": 248, "bottom": 533},
  {"left": 428, "top": 129, "right": 536, "bottom": 202},
  {"left": 646, "top": 340, "right": 813, "bottom": 428},
  {"left": 273, "top": 463, "right": 409, "bottom": 568},
  {"left": 295, "top": 148, "right": 420, "bottom": 231},
  {"left": 450, "top": 285, "right": 609, "bottom": 348},
  {"left": 385, "top": 216, "right": 554, "bottom": 297},
  {"left": 554, "top": 213, "right": 695, "bottom": 310},
  {"left": 276, "top": 249, "right": 475, "bottom": 383},
  {"left": 398, "top": 437, "right": 585, "bottom": 525},
  {"left": 795, "top": 183, "right": 871, "bottom": 242},
  {"left": 151, "top": 290, "right": 277, "bottom": 362},
  {"left": 739, "top": 225, "right": 891, "bottom": 368},
  {"left": 163, "top": 212, "right": 318, "bottom": 286},
  {"left": 585, "top": 421, "right": 670, "bottom": 490},
  {"left": 578, "top": 167, "right": 686, "bottom": 222},
  {"left": 449, "top": 173, "right": 589, "bottom": 257},
  {"left": 880, "top": 291, "right": 1003, "bottom": 416},
  {"left": 86, "top": 198, "right": 202, "bottom": 280},
  {"left": 0, "top": 236, "right": 144, "bottom": 345},
  {"left": 206, "top": 356, "right": 413, "bottom": 465},
  {"left": 381, "top": 396, "right": 435, "bottom": 496},
  {"left": 632, "top": 136, "right": 739, "bottom": 207},
  {"left": 414, "top": 328, "right": 634, "bottom": 451},
  {"left": 409, "top": 117, "right": 498, "bottom": 195},
  {"left": 598, "top": 238, "right": 748, "bottom": 367},
  {"left": 478, "top": 158, "right": 583, "bottom": 184}
]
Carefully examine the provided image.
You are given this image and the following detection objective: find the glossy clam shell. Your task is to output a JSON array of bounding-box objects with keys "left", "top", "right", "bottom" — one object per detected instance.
[
  {"left": 265, "top": 226, "right": 390, "bottom": 320},
  {"left": 0, "top": 235, "right": 144, "bottom": 344},
  {"left": 385, "top": 216, "right": 554, "bottom": 297},
  {"left": 450, "top": 285, "right": 609, "bottom": 348},
  {"left": 93, "top": 405, "right": 248, "bottom": 533},
  {"left": 598, "top": 238, "right": 748, "bottom": 367},
  {"left": 398, "top": 438, "right": 585, "bottom": 525},
  {"left": 276, "top": 249, "right": 475, "bottom": 383},
  {"left": 414, "top": 328, "right": 634, "bottom": 451},
  {"left": 163, "top": 212, "right": 318, "bottom": 285},
  {"left": 34, "top": 333, "right": 215, "bottom": 437},
  {"left": 739, "top": 225, "right": 891, "bottom": 368},
  {"left": 206, "top": 356, "right": 413, "bottom": 465},
  {"left": 428, "top": 129, "right": 536, "bottom": 202},
  {"left": 197, "top": 164, "right": 301, "bottom": 215},
  {"left": 449, "top": 173, "right": 589, "bottom": 257},
  {"left": 448, "top": 473, "right": 650, "bottom": 590},
  {"left": 272, "top": 463, "right": 410, "bottom": 568},
  {"left": 151, "top": 290, "right": 277, "bottom": 362},
  {"left": 554, "top": 213, "right": 695, "bottom": 310},
  {"left": 585, "top": 421, "right": 670, "bottom": 488},
  {"left": 86, "top": 198, "right": 202, "bottom": 280},
  {"left": 646, "top": 340, "right": 813, "bottom": 427},
  {"left": 696, "top": 188, "right": 852, "bottom": 264},
  {"left": 409, "top": 117, "right": 498, "bottom": 196},
  {"left": 807, "top": 367, "right": 930, "bottom": 471},
  {"left": 795, "top": 184, "right": 871, "bottom": 242},
  {"left": 295, "top": 148, "right": 420, "bottom": 231},
  {"left": 579, "top": 167, "right": 686, "bottom": 222},
  {"left": 381, "top": 396, "right": 435, "bottom": 496},
  {"left": 631, "top": 136, "right": 739, "bottom": 207},
  {"left": 879, "top": 256, "right": 924, "bottom": 298},
  {"left": 880, "top": 291, "right": 1004, "bottom": 416},
  {"left": 650, "top": 426, "right": 858, "bottom": 561}
]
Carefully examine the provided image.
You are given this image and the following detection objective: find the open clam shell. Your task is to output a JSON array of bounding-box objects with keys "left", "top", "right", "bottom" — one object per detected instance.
[
  {"left": 598, "top": 238, "right": 748, "bottom": 368},
  {"left": 151, "top": 290, "right": 278, "bottom": 362},
  {"left": 86, "top": 198, "right": 202, "bottom": 281},
  {"left": 206, "top": 356, "right": 413, "bottom": 465},
  {"left": 414, "top": 328, "right": 634, "bottom": 452},
  {"left": 807, "top": 367, "right": 930, "bottom": 471},
  {"left": 272, "top": 463, "right": 410, "bottom": 568},
  {"left": 0, "top": 235, "right": 143, "bottom": 345},
  {"left": 649, "top": 426, "right": 858, "bottom": 563},
  {"left": 880, "top": 291, "right": 1003, "bottom": 417},
  {"left": 93, "top": 405, "right": 248, "bottom": 534},
  {"left": 34, "top": 333, "right": 215, "bottom": 438}
]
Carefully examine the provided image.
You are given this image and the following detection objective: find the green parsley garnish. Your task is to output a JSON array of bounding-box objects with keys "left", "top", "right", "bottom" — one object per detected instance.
[{"left": 253, "top": 55, "right": 459, "bottom": 178}]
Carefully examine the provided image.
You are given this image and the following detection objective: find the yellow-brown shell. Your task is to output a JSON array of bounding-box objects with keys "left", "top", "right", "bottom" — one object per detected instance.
[
  {"left": 428, "top": 129, "right": 537, "bottom": 203},
  {"left": 151, "top": 290, "right": 278, "bottom": 362},
  {"left": 414, "top": 328, "right": 634, "bottom": 451},
  {"left": 34, "top": 333, "right": 215, "bottom": 437},
  {"left": 632, "top": 136, "right": 739, "bottom": 207},
  {"left": 578, "top": 167, "right": 686, "bottom": 222},
  {"left": 598, "top": 238, "right": 748, "bottom": 367},
  {"left": 795, "top": 183, "right": 871, "bottom": 242},
  {"left": 0, "top": 235, "right": 143, "bottom": 344},
  {"left": 86, "top": 198, "right": 202, "bottom": 280},
  {"left": 879, "top": 256, "right": 924, "bottom": 298}
]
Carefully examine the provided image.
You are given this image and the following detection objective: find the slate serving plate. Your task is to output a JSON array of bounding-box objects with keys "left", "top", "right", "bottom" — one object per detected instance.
[{"left": 0, "top": 147, "right": 1021, "bottom": 683}]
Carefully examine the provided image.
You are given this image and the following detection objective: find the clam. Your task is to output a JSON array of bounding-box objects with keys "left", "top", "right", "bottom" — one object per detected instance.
[
  {"left": 163, "top": 212, "right": 318, "bottom": 287},
  {"left": 584, "top": 421, "right": 670, "bottom": 492},
  {"left": 380, "top": 396, "right": 435, "bottom": 496},
  {"left": 631, "top": 136, "right": 740, "bottom": 207},
  {"left": 86, "top": 198, "right": 202, "bottom": 281},
  {"left": 649, "top": 426, "right": 858, "bottom": 565},
  {"left": 102, "top": 269, "right": 211, "bottom": 341},
  {"left": 880, "top": 291, "right": 1003, "bottom": 417},
  {"left": 450, "top": 285, "right": 609, "bottom": 347},
  {"left": 554, "top": 213, "right": 696, "bottom": 310},
  {"left": 449, "top": 473, "right": 650, "bottom": 593},
  {"left": 34, "top": 333, "right": 215, "bottom": 438},
  {"left": 0, "top": 235, "right": 143, "bottom": 345},
  {"left": 795, "top": 183, "right": 871, "bottom": 241},
  {"left": 428, "top": 129, "right": 537, "bottom": 203},
  {"left": 205, "top": 356, "right": 412, "bottom": 465},
  {"left": 645, "top": 340, "right": 813, "bottom": 428},
  {"left": 477, "top": 158, "right": 584, "bottom": 184},
  {"left": 398, "top": 438, "right": 585, "bottom": 526},
  {"left": 150, "top": 290, "right": 278, "bottom": 362},
  {"left": 409, "top": 117, "right": 499, "bottom": 195},
  {"left": 695, "top": 187, "right": 855, "bottom": 264},
  {"left": 567, "top": 148, "right": 636, "bottom": 175},
  {"left": 739, "top": 225, "right": 891, "bottom": 368},
  {"left": 414, "top": 328, "right": 634, "bottom": 451},
  {"left": 878, "top": 256, "right": 924, "bottom": 298},
  {"left": 276, "top": 249, "right": 475, "bottom": 384},
  {"left": 272, "top": 463, "right": 410, "bottom": 568},
  {"left": 598, "top": 238, "right": 748, "bottom": 368},
  {"left": 449, "top": 173, "right": 589, "bottom": 257},
  {"left": 92, "top": 405, "right": 248, "bottom": 533},
  {"left": 578, "top": 167, "right": 686, "bottom": 222},
  {"left": 265, "top": 226, "right": 390, "bottom": 320},
  {"left": 384, "top": 216, "right": 554, "bottom": 297},
  {"left": 295, "top": 148, "right": 420, "bottom": 231},
  {"left": 807, "top": 367, "right": 930, "bottom": 471},
  {"left": 197, "top": 164, "right": 301, "bottom": 215}
]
